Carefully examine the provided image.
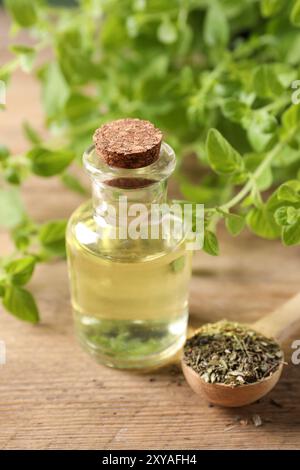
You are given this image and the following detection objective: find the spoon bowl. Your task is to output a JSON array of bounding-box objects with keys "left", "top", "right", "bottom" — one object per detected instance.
[
  {"left": 182, "top": 359, "right": 283, "bottom": 407},
  {"left": 182, "top": 292, "right": 300, "bottom": 407}
]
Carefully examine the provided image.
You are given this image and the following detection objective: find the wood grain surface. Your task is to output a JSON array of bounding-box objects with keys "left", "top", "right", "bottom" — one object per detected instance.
[{"left": 1, "top": 11, "right": 300, "bottom": 450}]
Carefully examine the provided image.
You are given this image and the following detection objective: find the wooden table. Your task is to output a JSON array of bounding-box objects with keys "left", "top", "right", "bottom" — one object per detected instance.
[{"left": 1, "top": 11, "right": 300, "bottom": 450}]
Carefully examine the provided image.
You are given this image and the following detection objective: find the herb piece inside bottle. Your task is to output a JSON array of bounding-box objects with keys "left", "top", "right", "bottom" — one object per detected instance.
[{"left": 183, "top": 321, "right": 283, "bottom": 387}]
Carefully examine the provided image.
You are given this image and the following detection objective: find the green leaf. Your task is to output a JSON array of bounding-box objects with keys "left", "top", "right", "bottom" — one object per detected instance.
[
  {"left": 272, "top": 145, "right": 300, "bottom": 168},
  {"left": 274, "top": 206, "right": 288, "bottom": 226},
  {"left": 5, "top": 256, "right": 36, "bottom": 286},
  {"left": 55, "top": 28, "right": 95, "bottom": 85},
  {"left": 61, "top": 173, "right": 87, "bottom": 195},
  {"left": 203, "top": 230, "right": 219, "bottom": 256},
  {"left": 100, "top": 13, "right": 127, "bottom": 46},
  {"left": 282, "top": 105, "right": 300, "bottom": 132},
  {"left": 11, "top": 220, "right": 35, "bottom": 251},
  {"left": 204, "top": 1, "right": 229, "bottom": 47},
  {"left": 277, "top": 180, "right": 300, "bottom": 203},
  {"left": 0, "top": 144, "right": 10, "bottom": 161},
  {"left": 180, "top": 181, "right": 223, "bottom": 205},
  {"left": 3, "top": 285, "right": 39, "bottom": 323},
  {"left": 157, "top": 20, "right": 178, "bottom": 44},
  {"left": 222, "top": 99, "right": 249, "bottom": 123},
  {"left": 10, "top": 44, "right": 36, "bottom": 73},
  {"left": 40, "top": 62, "right": 70, "bottom": 117},
  {"left": 274, "top": 206, "right": 300, "bottom": 226},
  {"left": 22, "top": 121, "right": 41, "bottom": 145},
  {"left": 275, "top": 63, "right": 297, "bottom": 88},
  {"left": 64, "top": 93, "right": 96, "bottom": 123},
  {"left": 266, "top": 189, "right": 287, "bottom": 215},
  {"left": 246, "top": 111, "right": 277, "bottom": 152},
  {"left": 282, "top": 222, "right": 300, "bottom": 245},
  {"left": 291, "top": 0, "right": 300, "bottom": 26},
  {"left": 286, "top": 207, "right": 299, "bottom": 226},
  {"left": 247, "top": 207, "right": 280, "bottom": 240},
  {"left": 261, "top": 0, "right": 284, "bottom": 17},
  {"left": 4, "top": 0, "right": 38, "bottom": 28},
  {"left": 39, "top": 220, "right": 67, "bottom": 256},
  {"left": 28, "top": 147, "right": 74, "bottom": 177},
  {"left": 244, "top": 153, "right": 273, "bottom": 191},
  {"left": 206, "top": 129, "right": 244, "bottom": 175},
  {"left": 170, "top": 256, "right": 185, "bottom": 273},
  {"left": 10, "top": 45, "right": 34, "bottom": 55},
  {"left": 253, "top": 65, "right": 283, "bottom": 98},
  {"left": 126, "top": 16, "right": 139, "bottom": 38},
  {"left": 225, "top": 213, "right": 246, "bottom": 236},
  {"left": 0, "top": 188, "right": 24, "bottom": 228},
  {"left": 4, "top": 167, "right": 22, "bottom": 185},
  {"left": 0, "top": 284, "right": 5, "bottom": 298}
]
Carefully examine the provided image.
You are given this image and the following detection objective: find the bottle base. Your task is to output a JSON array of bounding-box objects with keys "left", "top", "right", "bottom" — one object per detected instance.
[
  {"left": 73, "top": 312, "right": 187, "bottom": 370},
  {"left": 76, "top": 331, "right": 186, "bottom": 369}
]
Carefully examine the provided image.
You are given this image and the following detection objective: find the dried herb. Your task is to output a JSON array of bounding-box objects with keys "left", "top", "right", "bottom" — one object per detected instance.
[
  {"left": 170, "top": 256, "right": 185, "bottom": 273},
  {"left": 83, "top": 319, "right": 173, "bottom": 359},
  {"left": 225, "top": 414, "right": 266, "bottom": 430},
  {"left": 270, "top": 398, "right": 283, "bottom": 408},
  {"left": 183, "top": 321, "right": 283, "bottom": 387},
  {"left": 252, "top": 414, "right": 263, "bottom": 427}
]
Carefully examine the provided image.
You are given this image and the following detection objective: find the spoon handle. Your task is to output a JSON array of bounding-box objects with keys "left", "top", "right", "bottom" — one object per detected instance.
[{"left": 253, "top": 292, "right": 300, "bottom": 343}]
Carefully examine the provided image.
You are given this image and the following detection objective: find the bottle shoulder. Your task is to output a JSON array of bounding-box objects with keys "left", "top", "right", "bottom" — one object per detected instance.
[
  {"left": 66, "top": 199, "right": 189, "bottom": 263},
  {"left": 68, "top": 199, "right": 94, "bottom": 227}
]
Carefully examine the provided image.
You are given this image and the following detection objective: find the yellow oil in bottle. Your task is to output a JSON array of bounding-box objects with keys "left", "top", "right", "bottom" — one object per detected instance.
[{"left": 67, "top": 200, "right": 193, "bottom": 369}]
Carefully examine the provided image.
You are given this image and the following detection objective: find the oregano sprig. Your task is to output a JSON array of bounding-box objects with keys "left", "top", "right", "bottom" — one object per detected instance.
[{"left": 1, "top": 0, "right": 300, "bottom": 320}]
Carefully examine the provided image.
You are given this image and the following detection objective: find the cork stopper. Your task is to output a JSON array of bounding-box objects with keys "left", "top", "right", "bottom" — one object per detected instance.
[{"left": 93, "top": 118, "right": 163, "bottom": 169}]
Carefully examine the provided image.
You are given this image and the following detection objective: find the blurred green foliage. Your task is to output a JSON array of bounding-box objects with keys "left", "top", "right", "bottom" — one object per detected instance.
[{"left": 1, "top": 0, "right": 300, "bottom": 321}]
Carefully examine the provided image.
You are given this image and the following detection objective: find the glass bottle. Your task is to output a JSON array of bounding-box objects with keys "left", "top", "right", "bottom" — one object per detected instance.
[{"left": 66, "top": 140, "right": 193, "bottom": 369}]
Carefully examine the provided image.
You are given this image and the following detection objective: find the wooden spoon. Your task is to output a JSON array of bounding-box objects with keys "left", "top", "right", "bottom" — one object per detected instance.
[{"left": 182, "top": 293, "right": 300, "bottom": 407}]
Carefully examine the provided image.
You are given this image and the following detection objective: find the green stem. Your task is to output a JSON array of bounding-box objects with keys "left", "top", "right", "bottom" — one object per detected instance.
[
  {"left": 263, "top": 95, "right": 290, "bottom": 114},
  {"left": 0, "top": 58, "right": 19, "bottom": 77},
  {"left": 220, "top": 139, "right": 286, "bottom": 211}
]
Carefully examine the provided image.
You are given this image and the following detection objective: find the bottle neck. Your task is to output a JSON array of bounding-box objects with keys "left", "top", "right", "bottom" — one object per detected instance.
[
  {"left": 92, "top": 179, "right": 168, "bottom": 227},
  {"left": 83, "top": 141, "right": 176, "bottom": 229}
]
